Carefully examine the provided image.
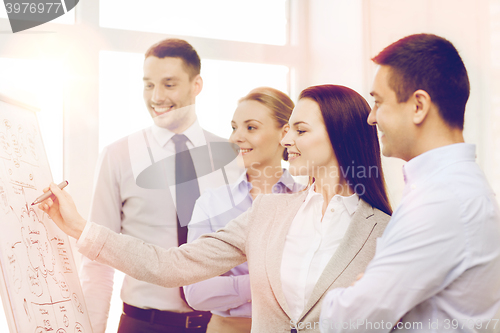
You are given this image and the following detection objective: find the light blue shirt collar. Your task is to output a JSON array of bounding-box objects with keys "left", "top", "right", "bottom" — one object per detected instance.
[{"left": 231, "top": 168, "right": 299, "bottom": 194}]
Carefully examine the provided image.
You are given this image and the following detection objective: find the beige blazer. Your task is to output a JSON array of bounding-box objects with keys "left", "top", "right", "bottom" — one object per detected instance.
[{"left": 80, "top": 191, "right": 390, "bottom": 333}]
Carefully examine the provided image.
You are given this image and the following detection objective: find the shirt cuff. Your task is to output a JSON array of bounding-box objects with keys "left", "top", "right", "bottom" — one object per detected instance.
[
  {"left": 76, "top": 221, "right": 93, "bottom": 248},
  {"left": 77, "top": 221, "right": 109, "bottom": 261},
  {"left": 236, "top": 274, "right": 252, "bottom": 304}
]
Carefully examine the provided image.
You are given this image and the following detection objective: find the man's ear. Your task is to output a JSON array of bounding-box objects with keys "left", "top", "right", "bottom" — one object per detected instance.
[
  {"left": 192, "top": 75, "right": 203, "bottom": 97},
  {"left": 411, "top": 89, "right": 431, "bottom": 125}
]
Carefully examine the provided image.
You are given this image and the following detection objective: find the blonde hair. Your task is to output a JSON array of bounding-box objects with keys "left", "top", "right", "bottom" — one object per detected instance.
[{"left": 238, "top": 87, "right": 294, "bottom": 160}]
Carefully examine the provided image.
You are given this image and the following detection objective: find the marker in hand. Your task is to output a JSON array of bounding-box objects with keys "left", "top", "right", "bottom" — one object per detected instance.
[{"left": 31, "top": 181, "right": 69, "bottom": 206}]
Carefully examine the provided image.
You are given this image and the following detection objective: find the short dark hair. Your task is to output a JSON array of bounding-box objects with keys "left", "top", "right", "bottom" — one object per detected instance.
[
  {"left": 239, "top": 87, "right": 294, "bottom": 161},
  {"left": 145, "top": 38, "right": 201, "bottom": 80},
  {"left": 299, "top": 85, "right": 392, "bottom": 215},
  {"left": 372, "top": 34, "right": 470, "bottom": 129}
]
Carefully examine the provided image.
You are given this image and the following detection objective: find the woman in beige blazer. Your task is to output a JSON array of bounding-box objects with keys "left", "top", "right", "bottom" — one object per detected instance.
[{"left": 40, "top": 85, "right": 392, "bottom": 333}]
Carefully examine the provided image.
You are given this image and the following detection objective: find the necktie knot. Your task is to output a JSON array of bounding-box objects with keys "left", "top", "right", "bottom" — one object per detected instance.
[{"left": 172, "top": 134, "right": 189, "bottom": 152}]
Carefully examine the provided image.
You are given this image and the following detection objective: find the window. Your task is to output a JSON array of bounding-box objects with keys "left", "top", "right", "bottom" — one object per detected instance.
[{"left": 100, "top": 0, "right": 288, "bottom": 45}]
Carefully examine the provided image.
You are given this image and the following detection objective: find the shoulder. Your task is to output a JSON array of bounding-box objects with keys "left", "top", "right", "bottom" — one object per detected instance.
[
  {"left": 97, "top": 135, "right": 132, "bottom": 165},
  {"left": 369, "top": 201, "right": 391, "bottom": 221},
  {"left": 354, "top": 199, "right": 392, "bottom": 241},
  {"left": 200, "top": 184, "right": 307, "bottom": 207},
  {"left": 359, "top": 199, "right": 391, "bottom": 225},
  {"left": 255, "top": 191, "right": 307, "bottom": 208},
  {"left": 102, "top": 127, "right": 150, "bottom": 156},
  {"left": 99, "top": 128, "right": 159, "bottom": 171},
  {"left": 408, "top": 157, "right": 492, "bottom": 208},
  {"left": 372, "top": 206, "right": 391, "bottom": 226},
  {"left": 102, "top": 135, "right": 129, "bottom": 152}
]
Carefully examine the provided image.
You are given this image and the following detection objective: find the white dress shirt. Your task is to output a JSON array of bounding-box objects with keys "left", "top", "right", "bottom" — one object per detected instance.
[
  {"left": 80, "top": 120, "right": 240, "bottom": 333},
  {"left": 320, "top": 143, "right": 500, "bottom": 333},
  {"left": 281, "top": 184, "right": 359, "bottom": 321}
]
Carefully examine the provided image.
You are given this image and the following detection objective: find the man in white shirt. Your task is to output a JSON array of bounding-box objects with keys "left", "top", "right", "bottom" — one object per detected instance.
[
  {"left": 81, "top": 38, "right": 233, "bottom": 333},
  {"left": 320, "top": 34, "right": 500, "bottom": 332}
]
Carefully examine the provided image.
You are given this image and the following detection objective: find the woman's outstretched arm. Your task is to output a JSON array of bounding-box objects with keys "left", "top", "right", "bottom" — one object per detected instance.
[{"left": 39, "top": 182, "right": 251, "bottom": 289}]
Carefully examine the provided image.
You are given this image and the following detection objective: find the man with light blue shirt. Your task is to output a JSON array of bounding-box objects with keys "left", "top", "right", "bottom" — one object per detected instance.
[{"left": 320, "top": 34, "right": 500, "bottom": 332}]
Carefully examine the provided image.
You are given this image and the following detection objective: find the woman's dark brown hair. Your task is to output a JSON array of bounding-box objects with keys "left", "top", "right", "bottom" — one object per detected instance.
[{"left": 299, "top": 85, "right": 392, "bottom": 215}]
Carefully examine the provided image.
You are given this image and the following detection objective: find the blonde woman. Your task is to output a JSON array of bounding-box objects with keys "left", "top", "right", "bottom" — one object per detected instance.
[{"left": 185, "top": 87, "right": 302, "bottom": 333}]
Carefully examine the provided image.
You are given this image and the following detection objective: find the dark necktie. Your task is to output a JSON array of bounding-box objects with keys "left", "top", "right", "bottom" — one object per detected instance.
[
  {"left": 172, "top": 134, "right": 201, "bottom": 306},
  {"left": 172, "top": 134, "right": 200, "bottom": 246}
]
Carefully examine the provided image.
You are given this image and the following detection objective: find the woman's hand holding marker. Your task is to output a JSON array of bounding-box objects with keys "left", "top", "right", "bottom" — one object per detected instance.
[{"left": 38, "top": 182, "right": 87, "bottom": 240}]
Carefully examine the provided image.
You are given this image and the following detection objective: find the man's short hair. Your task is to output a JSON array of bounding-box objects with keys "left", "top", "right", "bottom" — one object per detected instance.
[
  {"left": 145, "top": 38, "right": 201, "bottom": 80},
  {"left": 372, "top": 34, "right": 470, "bottom": 129}
]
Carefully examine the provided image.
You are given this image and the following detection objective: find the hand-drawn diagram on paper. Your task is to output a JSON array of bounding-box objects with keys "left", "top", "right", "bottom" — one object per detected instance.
[{"left": 0, "top": 97, "right": 91, "bottom": 333}]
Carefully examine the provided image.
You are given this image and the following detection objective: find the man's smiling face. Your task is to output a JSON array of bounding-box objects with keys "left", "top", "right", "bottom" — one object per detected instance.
[
  {"left": 368, "top": 65, "right": 415, "bottom": 161},
  {"left": 142, "top": 56, "right": 200, "bottom": 132}
]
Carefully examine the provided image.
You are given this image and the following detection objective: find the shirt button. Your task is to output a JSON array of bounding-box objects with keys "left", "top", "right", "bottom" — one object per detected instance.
[
  {"left": 331, "top": 208, "right": 335, "bottom": 212},
  {"left": 411, "top": 184, "right": 416, "bottom": 190},
  {"left": 336, "top": 197, "right": 342, "bottom": 202}
]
